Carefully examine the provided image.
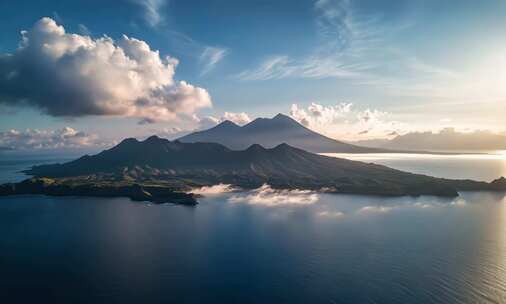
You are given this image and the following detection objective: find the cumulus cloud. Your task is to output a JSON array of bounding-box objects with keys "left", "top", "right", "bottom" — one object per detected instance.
[
  {"left": 146, "top": 126, "right": 187, "bottom": 139},
  {"left": 228, "top": 184, "right": 319, "bottom": 206},
  {"left": 195, "top": 111, "right": 252, "bottom": 129},
  {"left": 222, "top": 112, "right": 252, "bottom": 125},
  {"left": 0, "top": 18, "right": 212, "bottom": 123},
  {"left": 196, "top": 115, "right": 222, "bottom": 129},
  {"left": 290, "top": 102, "right": 352, "bottom": 127},
  {"left": 199, "top": 46, "right": 228, "bottom": 76},
  {"left": 0, "top": 127, "right": 108, "bottom": 150},
  {"left": 290, "top": 102, "right": 406, "bottom": 141},
  {"left": 191, "top": 184, "right": 239, "bottom": 196}
]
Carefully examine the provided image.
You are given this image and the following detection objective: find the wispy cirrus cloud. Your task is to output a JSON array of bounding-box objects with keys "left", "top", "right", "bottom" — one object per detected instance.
[
  {"left": 130, "top": 1, "right": 229, "bottom": 76},
  {"left": 235, "top": 0, "right": 458, "bottom": 93},
  {"left": 131, "top": 0, "right": 167, "bottom": 28},
  {"left": 200, "top": 47, "right": 228, "bottom": 76},
  {"left": 236, "top": 0, "right": 386, "bottom": 80},
  {"left": 78, "top": 23, "right": 91, "bottom": 35}
]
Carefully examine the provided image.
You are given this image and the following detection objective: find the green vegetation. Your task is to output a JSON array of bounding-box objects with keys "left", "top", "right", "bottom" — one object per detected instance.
[
  {"left": 0, "top": 177, "right": 197, "bottom": 205},
  {"left": 2, "top": 137, "right": 505, "bottom": 202}
]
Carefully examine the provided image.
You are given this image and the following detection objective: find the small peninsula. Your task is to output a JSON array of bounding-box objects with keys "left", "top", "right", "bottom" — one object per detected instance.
[{"left": 0, "top": 177, "right": 198, "bottom": 205}]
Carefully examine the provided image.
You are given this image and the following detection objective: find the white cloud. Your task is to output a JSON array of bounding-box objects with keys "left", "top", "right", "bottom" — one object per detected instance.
[
  {"left": 234, "top": 0, "right": 465, "bottom": 108},
  {"left": 228, "top": 184, "right": 319, "bottom": 206},
  {"left": 196, "top": 115, "right": 222, "bottom": 129},
  {"left": 236, "top": 0, "right": 386, "bottom": 80},
  {"left": 0, "top": 127, "right": 108, "bottom": 150},
  {"left": 317, "top": 210, "right": 345, "bottom": 218},
  {"left": 358, "top": 205, "right": 395, "bottom": 214},
  {"left": 132, "top": 0, "right": 167, "bottom": 28},
  {"left": 357, "top": 197, "right": 467, "bottom": 215},
  {"left": 450, "top": 198, "right": 466, "bottom": 207},
  {"left": 290, "top": 102, "right": 352, "bottom": 127},
  {"left": 222, "top": 112, "right": 252, "bottom": 125},
  {"left": 236, "top": 56, "right": 291, "bottom": 81},
  {"left": 290, "top": 102, "right": 407, "bottom": 140},
  {"left": 200, "top": 46, "right": 228, "bottom": 76},
  {"left": 150, "top": 126, "right": 186, "bottom": 139},
  {"left": 191, "top": 184, "right": 239, "bottom": 196},
  {"left": 412, "top": 203, "right": 435, "bottom": 209},
  {"left": 0, "top": 17, "right": 212, "bottom": 123},
  {"left": 194, "top": 111, "right": 252, "bottom": 130}
]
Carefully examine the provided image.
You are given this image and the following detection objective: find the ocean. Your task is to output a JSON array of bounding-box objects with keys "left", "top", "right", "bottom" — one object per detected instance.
[{"left": 1, "top": 152, "right": 505, "bottom": 303}]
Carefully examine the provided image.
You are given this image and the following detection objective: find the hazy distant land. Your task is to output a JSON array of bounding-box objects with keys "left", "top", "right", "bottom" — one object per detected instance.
[{"left": 351, "top": 128, "right": 506, "bottom": 152}]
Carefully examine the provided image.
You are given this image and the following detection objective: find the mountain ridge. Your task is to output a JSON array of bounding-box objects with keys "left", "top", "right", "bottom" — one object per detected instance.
[
  {"left": 178, "top": 113, "right": 391, "bottom": 153},
  {"left": 21, "top": 136, "right": 506, "bottom": 198}
]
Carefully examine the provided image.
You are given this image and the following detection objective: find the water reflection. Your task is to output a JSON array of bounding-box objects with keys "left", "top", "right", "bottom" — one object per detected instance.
[
  {"left": 322, "top": 152, "right": 506, "bottom": 182},
  {"left": 1, "top": 153, "right": 506, "bottom": 303},
  {"left": 1, "top": 192, "right": 506, "bottom": 303}
]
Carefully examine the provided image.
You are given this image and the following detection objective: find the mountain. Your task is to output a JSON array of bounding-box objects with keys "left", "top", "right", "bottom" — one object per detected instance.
[
  {"left": 352, "top": 128, "right": 506, "bottom": 152},
  {"left": 24, "top": 136, "right": 506, "bottom": 197},
  {"left": 178, "top": 113, "right": 389, "bottom": 153}
]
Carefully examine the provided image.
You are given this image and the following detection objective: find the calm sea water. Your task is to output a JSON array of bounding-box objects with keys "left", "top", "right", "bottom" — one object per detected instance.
[
  {"left": 323, "top": 151, "right": 506, "bottom": 182},
  {"left": 0, "top": 155, "right": 73, "bottom": 184},
  {"left": 1, "top": 154, "right": 506, "bottom": 303}
]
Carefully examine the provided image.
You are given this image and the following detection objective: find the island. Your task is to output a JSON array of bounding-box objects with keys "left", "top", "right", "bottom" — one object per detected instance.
[{"left": 1, "top": 136, "right": 505, "bottom": 203}]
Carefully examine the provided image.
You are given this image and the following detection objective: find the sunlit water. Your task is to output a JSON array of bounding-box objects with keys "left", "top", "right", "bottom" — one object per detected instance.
[
  {"left": 1, "top": 154, "right": 506, "bottom": 303},
  {"left": 322, "top": 151, "right": 506, "bottom": 182}
]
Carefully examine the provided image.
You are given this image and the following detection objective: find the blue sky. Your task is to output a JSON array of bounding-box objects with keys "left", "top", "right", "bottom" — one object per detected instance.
[{"left": 0, "top": 0, "right": 505, "bottom": 149}]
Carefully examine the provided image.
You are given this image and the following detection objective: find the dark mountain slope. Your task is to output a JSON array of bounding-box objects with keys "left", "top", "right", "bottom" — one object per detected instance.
[{"left": 25, "top": 136, "right": 506, "bottom": 197}]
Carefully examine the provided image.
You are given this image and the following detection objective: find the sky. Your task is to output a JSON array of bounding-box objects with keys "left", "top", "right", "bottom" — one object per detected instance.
[{"left": 0, "top": 0, "right": 505, "bottom": 151}]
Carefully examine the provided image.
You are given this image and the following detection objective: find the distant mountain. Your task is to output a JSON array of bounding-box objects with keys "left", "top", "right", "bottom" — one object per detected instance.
[
  {"left": 352, "top": 128, "right": 506, "bottom": 152},
  {"left": 178, "top": 113, "right": 389, "bottom": 153},
  {"left": 26, "top": 136, "right": 506, "bottom": 197}
]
